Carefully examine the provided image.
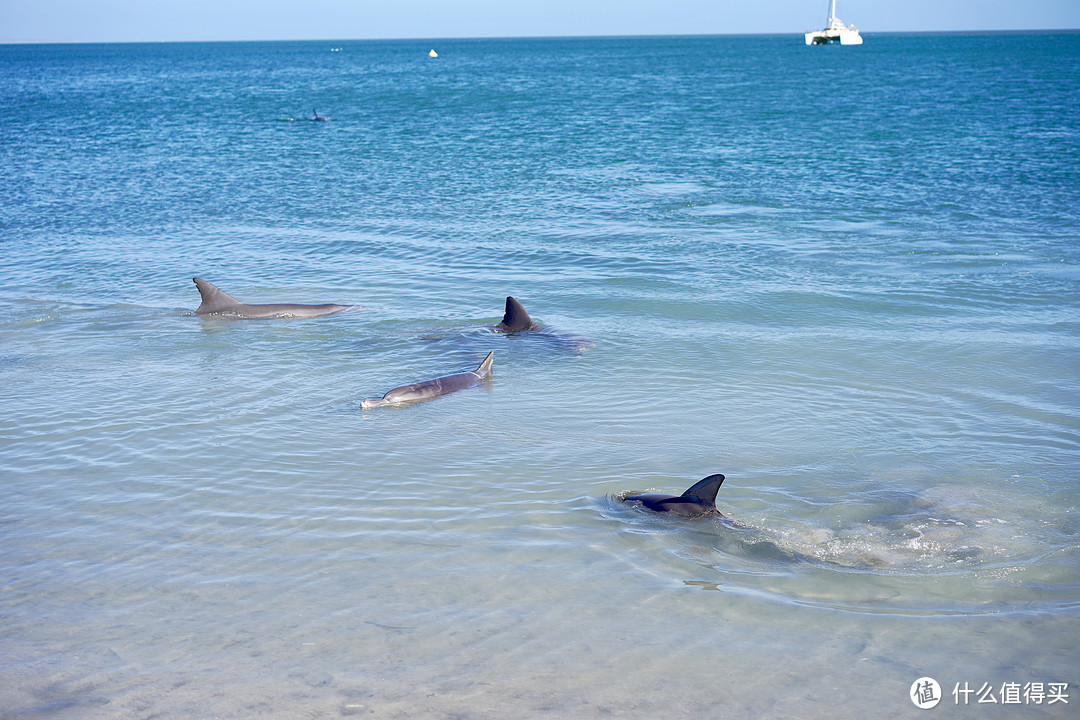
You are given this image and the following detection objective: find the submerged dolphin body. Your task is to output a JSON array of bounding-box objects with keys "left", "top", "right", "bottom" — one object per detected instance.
[
  {"left": 361, "top": 352, "right": 494, "bottom": 409},
  {"left": 493, "top": 296, "right": 541, "bottom": 332},
  {"left": 623, "top": 474, "right": 727, "bottom": 518},
  {"left": 191, "top": 277, "right": 354, "bottom": 319},
  {"left": 489, "top": 296, "right": 595, "bottom": 354}
]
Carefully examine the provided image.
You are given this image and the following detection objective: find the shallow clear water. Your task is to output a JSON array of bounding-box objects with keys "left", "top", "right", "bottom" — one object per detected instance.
[{"left": 2, "top": 34, "right": 1078, "bottom": 718}]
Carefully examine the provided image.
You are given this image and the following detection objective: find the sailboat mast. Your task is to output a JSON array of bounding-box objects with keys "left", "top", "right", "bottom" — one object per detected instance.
[{"left": 829, "top": 0, "right": 837, "bottom": 22}]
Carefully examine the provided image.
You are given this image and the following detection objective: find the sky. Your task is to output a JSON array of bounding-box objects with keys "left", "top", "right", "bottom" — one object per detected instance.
[{"left": 2, "top": 0, "right": 1079, "bottom": 44}]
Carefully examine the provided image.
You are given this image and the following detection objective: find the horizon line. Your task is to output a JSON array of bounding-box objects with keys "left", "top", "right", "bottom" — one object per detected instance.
[{"left": 3, "top": 27, "right": 1079, "bottom": 46}]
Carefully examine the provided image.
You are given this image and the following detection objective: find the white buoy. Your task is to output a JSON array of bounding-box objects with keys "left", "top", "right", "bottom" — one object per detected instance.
[{"left": 428, "top": 49, "right": 438, "bottom": 58}]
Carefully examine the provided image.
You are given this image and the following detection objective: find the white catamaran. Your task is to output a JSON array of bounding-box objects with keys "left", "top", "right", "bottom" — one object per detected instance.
[{"left": 805, "top": 0, "right": 863, "bottom": 45}]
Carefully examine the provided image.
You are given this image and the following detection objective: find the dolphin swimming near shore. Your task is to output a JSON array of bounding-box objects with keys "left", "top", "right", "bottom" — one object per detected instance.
[
  {"left": 191, "top": 277, "right": 354, "bottom": 319},
  {"left": 361, "top": 351, "right": 494, "bottom": 409},
  {"left": 489, "top": 296, "right": 594, "bottom": 353},
  {"left": 623, "top": 474, "right": 727, "bottom": 518},
  {"left": 493, "top": 296, "right": 541, "bottom": 332}
]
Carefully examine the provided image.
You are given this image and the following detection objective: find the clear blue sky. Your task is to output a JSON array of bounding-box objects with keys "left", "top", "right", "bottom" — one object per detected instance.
[{"left": 3, "top": 0, "right": 1078, "bottom": 44}]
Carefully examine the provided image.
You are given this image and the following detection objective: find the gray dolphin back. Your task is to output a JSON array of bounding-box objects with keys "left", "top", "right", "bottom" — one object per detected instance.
[
  {"left": 624, "top": 473, "right": 726, "bottom": 517},
  {"left": 191, "top": 277, "right": 352, "bottom": 318},
  {"left": 361, "top": 351, "right": 494, "bottom": 409}
]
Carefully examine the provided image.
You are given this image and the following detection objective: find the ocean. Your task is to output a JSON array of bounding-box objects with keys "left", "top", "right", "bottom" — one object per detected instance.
[{"left": 1, "top": 33, "right": 1078, "bottom": 718}]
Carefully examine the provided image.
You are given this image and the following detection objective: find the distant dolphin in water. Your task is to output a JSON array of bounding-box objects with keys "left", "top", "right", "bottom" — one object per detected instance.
[
  {"left": 361, "top": 351, "right": 494, "bottom": 409},
  {"left": 191, "top": 277, "right": 354, "bottom": 319},
  {"left": 312, "top": 109, "right": 328, "bottom": 121},
  {"left": 623, "top": 474, "right": 726, "bottom": 518},
  {"left": 489, "top": 296, "right": 595, "bottom": 353},
  {"left": 493, "top": 296, "right": 540, "bottom": 332}
]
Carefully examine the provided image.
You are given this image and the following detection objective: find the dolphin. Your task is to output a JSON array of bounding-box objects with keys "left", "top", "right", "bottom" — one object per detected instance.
[
  {"left": 493, "top": 296, "right": 541, "bottom": 332},
  {"left": 312, "top": 109, "right": 328, "bottom": 121},
  {"left": 361, "top": 351, "right": 494, "bottom": 409},
  {"left": 191, "top": 277, "right": 354, "bottom": 319},
  {"left": 623, "top": 474, "right": 726, "bottom": 518},
  {"left": 487, "top": 296, "right": 595, "bottom": 354}
]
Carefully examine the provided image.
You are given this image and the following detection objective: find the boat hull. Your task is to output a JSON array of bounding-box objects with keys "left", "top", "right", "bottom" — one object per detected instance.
[
  {"left": 804, "top": 27, "right": 863, "bottom": 45},
  {"left": 805, "top": 11, "right": 863, "bottom": 46}
]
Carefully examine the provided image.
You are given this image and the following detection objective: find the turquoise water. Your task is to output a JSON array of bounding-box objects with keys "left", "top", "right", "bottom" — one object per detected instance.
[{"left": 2, "top": 34, "right": 1078, "bottom": 717}]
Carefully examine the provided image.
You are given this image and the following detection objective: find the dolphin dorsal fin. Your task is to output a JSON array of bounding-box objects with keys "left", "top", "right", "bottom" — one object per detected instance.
[
  {"left": 474, "top": 351, "right": 494, "bottom": 377},
  {"left": 193, "top": 277, "right": 241, "bottom": 313},
  {"left": 680, "top": 474, "right": 726, "bottom": 506},
  {"left": 500, "top": 296, "right": 536, "bottom": 331}
]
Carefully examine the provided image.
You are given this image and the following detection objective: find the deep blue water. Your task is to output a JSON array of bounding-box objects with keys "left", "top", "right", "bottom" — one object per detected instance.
[{"left": 2, "top": 34, "right": 1079, "bottom": 718}]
